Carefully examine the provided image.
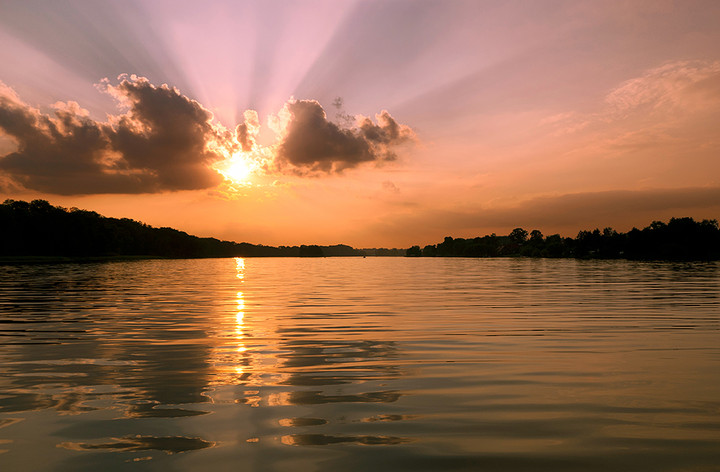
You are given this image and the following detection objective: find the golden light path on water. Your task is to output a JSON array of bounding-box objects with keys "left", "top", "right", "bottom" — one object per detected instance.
[
  {"left": 235, "top": 258, "right": 247, "bottom": 375},
  {"left": 225, "top": 257, "right": 290, "bottom": 408}
]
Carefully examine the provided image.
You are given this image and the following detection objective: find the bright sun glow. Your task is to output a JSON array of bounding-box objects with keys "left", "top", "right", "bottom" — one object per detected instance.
[
  {"left": 215, "top": 153, "right": 256, "bottom": 185},
  {"left": 227, "top": 159, "right": 251, "bottom": 182}
]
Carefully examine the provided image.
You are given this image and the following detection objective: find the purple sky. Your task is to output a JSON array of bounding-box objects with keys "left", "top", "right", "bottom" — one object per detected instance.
[{"left": 2, "top": 0, "right": 720, "bottom": 246}]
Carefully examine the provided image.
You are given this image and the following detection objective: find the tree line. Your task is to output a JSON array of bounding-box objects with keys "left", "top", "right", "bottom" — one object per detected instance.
[
  {"left": 406, "top": 217, "right": 720, "bottom": 261},
  {"left": 4, "top": 200, "right": 718, "bottom": 261},
  {"left": 0, "top": 199, "right": 363, "bottom": 259}
]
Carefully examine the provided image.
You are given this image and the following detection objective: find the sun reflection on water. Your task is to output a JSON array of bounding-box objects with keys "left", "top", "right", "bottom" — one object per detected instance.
[
  {"left": 234, "top": 259, "right": 247, "bottom": 375},
  {"left": 208, "top": 259, "right": 252, "bottom": 386},
  {"left": 235, "top": 291, "right": 247, "bottom": 357},
  {"left": 235, "top": 257, "right": 245, "bottom": 279}
]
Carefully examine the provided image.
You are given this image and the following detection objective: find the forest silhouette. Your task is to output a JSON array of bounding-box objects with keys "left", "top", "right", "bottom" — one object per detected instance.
[
  {"left": 2, "top": 199, "right": 719, "bottom": 261},
  {"left": 407, "top": 218, "right": 720, "bottom": 261},
  {"left": 0, "top": 199, "right": 360, "bottom": 260}
]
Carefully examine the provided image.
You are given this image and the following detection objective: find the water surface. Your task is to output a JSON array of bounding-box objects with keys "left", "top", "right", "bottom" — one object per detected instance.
[{"left": 1, "top": 258, "right": 719, "bottom": 471}]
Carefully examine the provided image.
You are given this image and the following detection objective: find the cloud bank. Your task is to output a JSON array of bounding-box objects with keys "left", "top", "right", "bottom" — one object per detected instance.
[
  {"left": 0, "top": 77, "right": 414, "bottom": 194},
  {"left": 471, "top": 186, "right": 720, "bottom": 229}
]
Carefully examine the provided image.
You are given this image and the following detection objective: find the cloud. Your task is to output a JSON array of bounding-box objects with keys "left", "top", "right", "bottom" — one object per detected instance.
[
  {"left": 270, "top": 99, "right": 414, "bottom": 175},
  {"left": 0, "top": 75, "right": 226, "bottom": 194},
  {"left": 381, "top": 181, "right": 400, "bottom": 193},
  {"left": 0, "top": 80, "right": 415, "bottom": 194}
]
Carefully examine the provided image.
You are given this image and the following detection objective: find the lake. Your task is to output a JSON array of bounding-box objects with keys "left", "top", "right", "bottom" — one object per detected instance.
[{"left": 1, "top": 257, "right": 719, "bottom": 471}]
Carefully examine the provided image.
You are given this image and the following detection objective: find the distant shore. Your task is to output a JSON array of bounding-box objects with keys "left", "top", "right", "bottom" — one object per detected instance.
[
  {"left": 0, "top": 255, "right": 172, "bottom": 265},
  {"left": 406, "top": 217, "right": 720, "bottom": 261},
  {"left": 0, "top": 254, "right": 375, "bottom": 265},
  {"left": 0, "top": 199, "right": 386, "bottom": 261},
  {"left": 3, "top": 199, "right": 719, "bottom": 263}
]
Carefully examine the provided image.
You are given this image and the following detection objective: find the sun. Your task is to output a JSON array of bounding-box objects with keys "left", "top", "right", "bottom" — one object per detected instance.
[
  {"left": 226, "top": 159, "right": 251, "bottom": 182},
  {"left": 215, "top": 152, "right": 255, "bottom": 185}
]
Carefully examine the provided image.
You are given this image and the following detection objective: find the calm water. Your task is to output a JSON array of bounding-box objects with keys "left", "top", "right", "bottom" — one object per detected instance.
[{"left": 1, "top": 257, "right": 719, "bottom": 471}]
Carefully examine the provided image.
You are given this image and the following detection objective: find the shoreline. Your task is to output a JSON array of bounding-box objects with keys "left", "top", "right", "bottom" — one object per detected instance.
[{"left": 2, "top": 254, "right": 717, "bottom": 266}]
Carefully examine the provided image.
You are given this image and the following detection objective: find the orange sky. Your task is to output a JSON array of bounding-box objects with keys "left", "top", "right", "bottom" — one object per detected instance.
[{"left": 1, "top": 1, "right": 720, "bottom": 247}]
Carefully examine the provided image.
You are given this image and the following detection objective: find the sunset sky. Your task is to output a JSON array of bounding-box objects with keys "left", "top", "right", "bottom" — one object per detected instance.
[{"left": 2, "top": 0, "right": 720, "bottom": 247}]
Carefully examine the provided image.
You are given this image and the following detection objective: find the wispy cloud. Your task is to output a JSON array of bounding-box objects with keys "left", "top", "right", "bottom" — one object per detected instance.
[
  {"left": 604, "top": 60, "right": 720, "bottom": 117},
  {"left": 546, "top": 60, "right": 720, "bottom": 135}
]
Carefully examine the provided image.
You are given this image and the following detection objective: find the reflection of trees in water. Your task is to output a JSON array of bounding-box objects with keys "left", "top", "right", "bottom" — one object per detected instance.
[
  {"left": 281, "top": 433, "right": 409, "bottom": 446},
  {"left": 0, "top": 340, "right": 214, "bottom": 419},
  {"left": 59, "top": 435, "right": 214, "bottom": 454},
  {"left": 277, "top": 338, "right": 401, "bottom": 387},
  {"left": 1, "top": 258, "right": 412, "bottom": 454},
  {"left": 267, "top": 333, "right": 410, "bottom": 446},
  {"left": 0, "top": 343, "right": 214, "bottom": 418},
  {"left": 0, "top": 263, "right": 216, "bottom": 418},
  {"left": 117, "top": 341, "right": 214, "bottom": 417},
  {"left": 263, "top": 332, "right": 405, "bottom": 412},
  {"left": 210, "top": 327, "right": 405, "bottom": 405},
  {"left": 284, "top": 390, "right": 401, "bottom": 405}
]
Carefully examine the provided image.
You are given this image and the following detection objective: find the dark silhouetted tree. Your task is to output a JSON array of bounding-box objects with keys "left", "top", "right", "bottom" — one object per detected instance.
[
  {"left": 509, "top": 228, "right": 528, "bottom": 244},
  {"left": 406, "top": 245, "right": 422, "bottom": 257},
  {"left": 299, "top": 245, "right": 324, "bottom": 257}
]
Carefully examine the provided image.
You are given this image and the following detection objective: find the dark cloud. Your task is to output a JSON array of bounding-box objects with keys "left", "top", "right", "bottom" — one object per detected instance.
[
  {"left": 104, "top": 76, "right": 225, "bottom": 191},
  {"left": 235, "top": 123, "right": 253, "bottom": 152},
  {"left": 0, "top": 86, "right": 133, "bottom": 194},
  {"left": 0, "top": 76, "right": 225, "bottom": 194},
  {"left": 273, "top": 99, "right": 413, "bottom": 174},
  {"left": 234, "top": 110, "right": 260, "bottom": 153}
]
